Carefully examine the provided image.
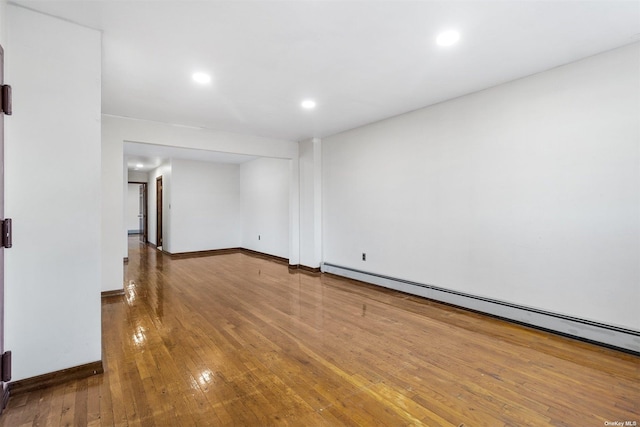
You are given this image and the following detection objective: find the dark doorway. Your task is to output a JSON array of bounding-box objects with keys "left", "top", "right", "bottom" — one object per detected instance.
[{"left": 156, "top": 176, "right": 163, "bottom": 248}]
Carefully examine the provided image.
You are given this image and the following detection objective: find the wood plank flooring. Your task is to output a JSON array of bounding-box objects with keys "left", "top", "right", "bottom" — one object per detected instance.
[{"left": 1, "top": 236, "right": 638, "bottom": 426}]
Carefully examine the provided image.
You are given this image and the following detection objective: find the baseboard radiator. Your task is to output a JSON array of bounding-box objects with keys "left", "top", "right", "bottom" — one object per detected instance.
[{"left": 322, "top": 263, "right": 640, "bottom": 354}]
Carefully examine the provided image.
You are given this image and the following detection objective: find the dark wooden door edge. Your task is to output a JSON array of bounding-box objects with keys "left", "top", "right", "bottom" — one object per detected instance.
[
  {"left": 156, "top": 176, "right": 163, "bottom": 247},
  {"left": 9, "top": 360, "right": 103, "bottom": 396}
]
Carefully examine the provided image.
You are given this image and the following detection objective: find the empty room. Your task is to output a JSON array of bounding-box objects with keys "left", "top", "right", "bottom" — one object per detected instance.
[{"left": 0, "top": 0, "right": 638, "bottom": 426}]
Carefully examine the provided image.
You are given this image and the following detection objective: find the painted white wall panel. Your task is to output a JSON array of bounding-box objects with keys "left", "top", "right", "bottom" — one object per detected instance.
[
  {"left": 169, "top": 159, "right": 240, "bottom": 253},
  {"left": 299, "top": 139, "right": 315, "bottom": 267},
  {"left": 126, "top": 184, "right": 141, "bottom": 232},
  {"left": 323, "top": 43, "right": 640, "bottom": 331},
  {"left": 102, "top": 122, "right": 124, "bottom": 290},
  {"left": 102, "top": 115, "right": 300, "bottom": 266},
  {"left": 298, "top": 139, "right": 323, "bottom": 268},
  {"left": 240, "top": 157, "right": 289, "bottom": 259},
  {"left": 128, "top": 170, "right": 148, "bottom": 183},
  {"left": 5, "top": 5, "right": 102, "bottom": 380},
  {"left": 0, "top": 0, "right": 6, "bottom": 47}
]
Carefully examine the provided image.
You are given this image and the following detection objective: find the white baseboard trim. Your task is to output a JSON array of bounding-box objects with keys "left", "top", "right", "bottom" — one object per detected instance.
[{"left": 322, "top": 263, "right": 640, "bottom": 354}]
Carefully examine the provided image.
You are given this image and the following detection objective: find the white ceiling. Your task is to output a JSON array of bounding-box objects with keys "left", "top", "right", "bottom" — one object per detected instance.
[{"left": 13, "top": 1, "right": 640, "bottom": 146}]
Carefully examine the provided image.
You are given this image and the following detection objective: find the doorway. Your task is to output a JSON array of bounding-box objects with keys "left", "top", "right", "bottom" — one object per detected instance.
[
  {"left": 156, "top": 176, "right": 163, "bottom": 249},
  {"left": 127, "top": 182, "right": 147, "bottom": 243}
]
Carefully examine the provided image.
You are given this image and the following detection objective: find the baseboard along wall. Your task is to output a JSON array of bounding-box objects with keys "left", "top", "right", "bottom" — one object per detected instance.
[
  {"left": 8, "top": 361, "right": 104, "bottom": 396},
  {"left": 124, "top": 240, "right": 640, "bottom": 352},
  {"left": 322, "top": 263, "right": 640, "bottom": 354}
]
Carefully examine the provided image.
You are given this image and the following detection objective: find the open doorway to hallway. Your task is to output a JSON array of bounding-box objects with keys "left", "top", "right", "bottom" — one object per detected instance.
[
  {"left": 124, "top": 141, "right": 291, "bottom": 261},
  {"left": 126, "top": 181, "right": 147, "bottom": 243}
]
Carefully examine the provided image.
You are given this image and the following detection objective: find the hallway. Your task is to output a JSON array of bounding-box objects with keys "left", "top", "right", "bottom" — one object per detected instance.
[{"left": 0, "top": 237, "right": 638, "bottom": 426}]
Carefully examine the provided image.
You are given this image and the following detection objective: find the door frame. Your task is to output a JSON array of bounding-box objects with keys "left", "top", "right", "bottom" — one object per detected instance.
[{"left": 0, "top": 43, "right": 10, "bottom": 412}]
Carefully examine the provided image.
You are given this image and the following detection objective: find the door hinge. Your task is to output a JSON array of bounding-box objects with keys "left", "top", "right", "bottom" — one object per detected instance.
[
  {"left": 0, "top": 351, "right": 11, "bottom": 382},
  {"left": 1, "top": 218, "right": 12, "bottom": 248},
  {"left": 0, "top": 85, "right": 11, "bottom": 115}
]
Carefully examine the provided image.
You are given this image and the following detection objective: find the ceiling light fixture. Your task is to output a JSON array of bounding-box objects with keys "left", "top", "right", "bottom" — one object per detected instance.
[
  {"left": 192, "top": 72, "right": 211, "bottom": 84},
  {"left": 436, "top": 30, "right": 461, "bottom": 47},
  {"left": 301, "top": 99, "right": 316, "bottom": 109},
  {"left": 136, "top": 163, "right": 143, "bottom": 168}
]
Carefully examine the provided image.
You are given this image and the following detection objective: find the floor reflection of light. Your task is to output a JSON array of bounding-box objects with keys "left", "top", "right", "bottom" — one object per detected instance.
[
  {"left": 132, "top": 325, "right": 146, "bottom": 347},
  {"left": 126, "top": 280, "right": 136, "bottom": 305},
  {"left": 198, "top": 369, "right": 214, "bottom": 386}
]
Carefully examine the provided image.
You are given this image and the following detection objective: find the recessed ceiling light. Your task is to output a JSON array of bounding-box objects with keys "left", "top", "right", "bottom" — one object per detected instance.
[
  {"left": 301, "top": 99, "right": 316, "bottom": 109},
  {"left": 192, "top": 72, "right": 211, "bottom": 84},
  {"left": 136, "top": 163, "right": 143, "bottom": 168},
  {"left": 436, "top": 30, "right": 460, "bottom": 47}
]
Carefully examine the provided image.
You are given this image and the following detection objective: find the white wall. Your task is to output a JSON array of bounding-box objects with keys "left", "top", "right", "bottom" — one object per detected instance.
[
  {"left": 126, "top": 184, "right": 141, "bottom": 233},
  {"left": 102, "top": 115, "right": 301, "bottom": 268},
  {"left": 5, "top": 6, "right": 102, "bottom": 380},
  {"left": 299, "top": 138, "right": 322, "bottom": 268},
  {"left": 102, "top": 126, "right": 124, "bottom": 290},
  {"left": 240, "top": 157, "right": 290, "bottom": 259},
  {"left": 0, "top": 0, "right": 6, "bottom": 48},
  {"left": 323, "top": 43, "right": 640, "bottom": 331},
  {"left": 169, "top": 159, "right": 240, "bottom": 254},
  {"left": 147, "top": 162, "right": 171, "bottom": 247},
  {"left": 128, "top": 170, "right": 148, "bottom": 182},
  {"left": 145, "top": 157, "right": 288, "bottom": 257}
]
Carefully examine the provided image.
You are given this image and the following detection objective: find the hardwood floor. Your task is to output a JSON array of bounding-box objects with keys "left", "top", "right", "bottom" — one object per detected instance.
[{"left": 1, "top": 237, "right": 638, "bottom": 426}]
